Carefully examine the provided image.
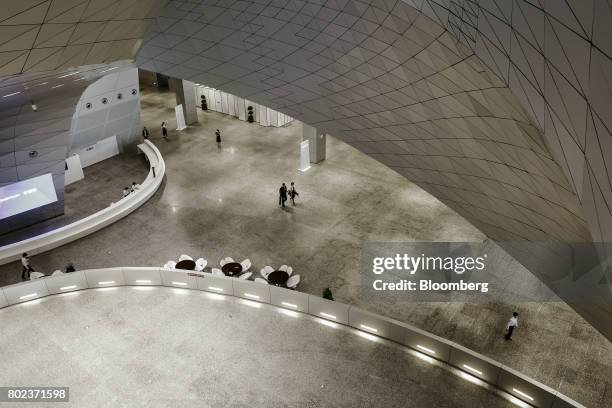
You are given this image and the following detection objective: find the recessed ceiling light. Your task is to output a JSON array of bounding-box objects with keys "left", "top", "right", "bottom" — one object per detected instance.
[
  {"left": 99, "top": 67, "right": 118, "bottom": 73},
  {"left": 57, "top": 71, "right": 79, "bottom": 79}
]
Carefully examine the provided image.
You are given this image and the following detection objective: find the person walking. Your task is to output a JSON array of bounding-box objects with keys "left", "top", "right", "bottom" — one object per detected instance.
[
  {"left": 279, "top": 183, "right": 287, "bottom": 208},
  {"left": 161, "top": 122, "right": 168, "bottom": 139},
  {"left": 215, "top": 129, "right": 221, "bottom": 148},
  {"left": 505, "top": 312, "right": 519, "bottom": 340},
  {"left": 289, "top": 181, "right": 299, "bottom": 205},
  {"left": 142, "top": 126, "right": 149, "bottom": 140},
  {"left": 21, "top": 252, "right": 34, "bottom": 280}
]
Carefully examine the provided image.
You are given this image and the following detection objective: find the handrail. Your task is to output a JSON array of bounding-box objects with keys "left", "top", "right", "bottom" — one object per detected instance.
[
  {"left": 0, "top": 140, "right": 165, "bottom": 265},
  {"left": 0, "top": 267, "right": 585, "bottom": 408}
]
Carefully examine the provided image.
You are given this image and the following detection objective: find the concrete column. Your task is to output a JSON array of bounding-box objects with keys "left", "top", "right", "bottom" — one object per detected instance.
[
  {"left": 302, "top": 123, "right": 326, "bottom": 163},
  {"left": 169, "top": 78, "right": 198, "bottom": 125}
]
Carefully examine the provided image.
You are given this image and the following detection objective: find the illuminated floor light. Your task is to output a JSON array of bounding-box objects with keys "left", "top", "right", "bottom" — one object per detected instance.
[
  {"left": 360, "top": 324, "right": 378, "bottom": 333},
  {"left": 320, "top": 312, "right": 336, "bottom": 320},
  {"left": 207, "top": 286, "right": 223, "bottom": 292},
  {"left": 98, "top": 281, "right": 115, "bottom": 285},
  {"left": 463, "top": 364, "right": 482, "bottom": 376},
  {"left": 19, "top": 293, "right": 38, "bottom": 300},
  {"left": 459, "top": 371, "right": 483, "bottom": 385},
  {"left": 241, "top": 299, "right": 261, "bottom": 308},
  {"left": 60, "top": 285, "right": 77, "bottom": 291},
  {"left": 356, "top": 331, "right": 378, "bottom": 342},
  {"left": 281, "top": 302, "right": 297, "bottom": 308},
  {"left": 244, "top": 293, "right": 260, "bottom": 299},
  {"left": 135, "top": 280, "right": 152, "bottom": 284},
  {"left": 416, "top": 345, "right": 436, "bottom": 354},
  {"left": 171, "top": 281, "right": 188, "bottom": 286},
  {"left": 2, "top": 92, "right": 20, "bottom": 98},
  {"left": 318, "top": 318, "right": 338, "bottom": 328},
  {"left": 280, "top": 309, "right": 299, "bottom": 318},
  {"left": 512, "top": 388, "right": 534, "bottom": 402},
  {"left": 410, "top": 349, "right": 435, "bottom": 364}
]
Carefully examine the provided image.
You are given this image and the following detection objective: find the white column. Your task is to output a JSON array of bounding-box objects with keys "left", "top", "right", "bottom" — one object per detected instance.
[
  {"left": 302, "top": 123, "right": 326, "bottom": 163},
  {"left": 169, "top": 78, "right": 198, "bottom": 125}
]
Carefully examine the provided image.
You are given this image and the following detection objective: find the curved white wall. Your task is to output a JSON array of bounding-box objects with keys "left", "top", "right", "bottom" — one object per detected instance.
[{"left": 0, "top": 266, "right": 584, "bottom": 408}]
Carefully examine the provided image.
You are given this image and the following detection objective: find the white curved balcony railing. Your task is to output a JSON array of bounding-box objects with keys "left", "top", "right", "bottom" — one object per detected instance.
[
  {"left": 0, "top": 267, "right": 584, "bottom": 408},
  {"left": 0, "top": 140, "right": 165, "bottom": 265}
]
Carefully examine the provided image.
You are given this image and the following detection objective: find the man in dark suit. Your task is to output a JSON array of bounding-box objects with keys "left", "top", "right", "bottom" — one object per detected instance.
[{"left": 279, "top": 183, "right": 287, "bottom": 207}]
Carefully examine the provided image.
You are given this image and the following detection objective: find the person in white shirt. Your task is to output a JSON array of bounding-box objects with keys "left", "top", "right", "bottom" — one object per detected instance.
[
  {"left": 122, "top": 187, "right": 130, "bottom": 198},
  {"left": 130, "top": 182, "right": 140, "bottom": 193},
  {"left": 21, "top": 252, "right": 33, "bottom": 280},
  {"left": 505, "top": 312, "right": 519, "bottom": 340}
]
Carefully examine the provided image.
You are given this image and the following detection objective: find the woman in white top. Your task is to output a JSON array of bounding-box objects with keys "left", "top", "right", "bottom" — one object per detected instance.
[{"left": 21, "top": 253, "right": 33, "bottom": 280}]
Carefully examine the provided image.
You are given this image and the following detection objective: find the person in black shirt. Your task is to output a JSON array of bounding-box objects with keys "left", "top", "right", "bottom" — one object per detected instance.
[
  {"left": 279, "top": 183, "right": 287, "bottom": 207},
  {"left": 161, "top": 122, "right": 168, "bottom": 139}
]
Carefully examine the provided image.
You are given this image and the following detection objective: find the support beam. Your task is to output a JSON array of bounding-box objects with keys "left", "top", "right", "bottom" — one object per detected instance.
[
  {"left": 169, "top": 78, "right": 198, "bottom": 125},
  {"left": 302, "top": 123, "right": 326, "bottom": 164}
]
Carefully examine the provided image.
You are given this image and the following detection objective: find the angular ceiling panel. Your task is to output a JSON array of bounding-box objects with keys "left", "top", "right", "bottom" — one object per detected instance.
[{"left": 0, "top": 0, "right": 165, "bottom": 73}]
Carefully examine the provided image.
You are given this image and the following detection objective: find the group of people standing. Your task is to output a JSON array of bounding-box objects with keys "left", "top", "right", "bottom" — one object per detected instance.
[
  {"left": 142, "top": 124, "right": 220, "bottom": 146},
  {"left": 122, "top": 182, "right": 141, "bottom": 198},
  {"left": 279, "top": 182, "right": 299, "bottom": 207},
  {"left": 141, "top": 123, "right": 168, "bottom": 140}
]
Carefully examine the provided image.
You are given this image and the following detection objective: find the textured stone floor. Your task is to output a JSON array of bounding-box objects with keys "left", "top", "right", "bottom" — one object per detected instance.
[
  {"left": 0, "top": 287, "right": 517, "bottom": 408},
  {"left": 0, "top": 87, "right": 609, "bottom": 406}
]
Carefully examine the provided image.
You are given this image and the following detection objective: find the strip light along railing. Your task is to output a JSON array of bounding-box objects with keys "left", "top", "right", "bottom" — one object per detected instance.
[{"left": 0, "top": 267, "right": 585, "bottom": 408}]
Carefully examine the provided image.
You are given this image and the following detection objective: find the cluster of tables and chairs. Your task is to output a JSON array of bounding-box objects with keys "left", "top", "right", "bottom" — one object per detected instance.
[
  {"left": 255, "top": 265, "right": 300, "bottom": 289},
  {"left": 163, "top": 255, "right": 300, "bottom": 289}
]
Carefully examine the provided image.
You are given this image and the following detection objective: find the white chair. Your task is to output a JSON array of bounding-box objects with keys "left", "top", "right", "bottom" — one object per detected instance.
[
  {"left": 240, "top": 258, "right": 251, "bottom": 271},
  {"left": 286, "top": 274, "right": 300, "bottom": 289},
  {"left": 195, "top": 258, "right": 207, "bottom": 271},
  {"left": 239, "top": 272, "right": 252, "bottom": 280},
  {"left": 286, "top": 266, "right": 293, "bottom": 276},
  {"left": 220, "top": 257, "right": 233, "bottom": 266},
  {"left": 279, "top": 264, "right": 288, "bottom": 272},
  {"left": 179, "top": 254, "right": 193, "bottom": 261},
  {"left": 211, "top": 268, "right": 224, "bottom": 276},
  {"left": 51, "top": 270, "right": 64, "bottom": 276},
  {"left": 30, "top": 272, "right": 45, "bottom": 280},
  {"left": 260, "top": 266, "right": 274, "bottom": 278},
  {"left": 254, "top": 278, "right": 268, "bottom": 284}
]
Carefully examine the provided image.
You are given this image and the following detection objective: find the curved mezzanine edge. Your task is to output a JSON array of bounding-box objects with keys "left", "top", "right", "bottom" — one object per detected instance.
[
  {"left": 0, "top": 266, "right": 584, "bottom": 408},
  {"left": 0, "top": 140, "right": 165, "bottom": 265}
]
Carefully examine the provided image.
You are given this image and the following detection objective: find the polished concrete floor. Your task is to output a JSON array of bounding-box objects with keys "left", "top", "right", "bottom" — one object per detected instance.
[
  {"left": 0, "top": 287, "right": 519, "bottom": 408},
  {"left": 0, "top": 87, "right": 609, "bottom": 406},
  {"left": 0, "top": 152, "right": 149, "bottom": 246}
]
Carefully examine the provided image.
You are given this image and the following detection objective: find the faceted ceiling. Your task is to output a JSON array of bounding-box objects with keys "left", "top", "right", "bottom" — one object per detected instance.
[{"left": 0, "top": 0, "right": 166, "bottom": 75}]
